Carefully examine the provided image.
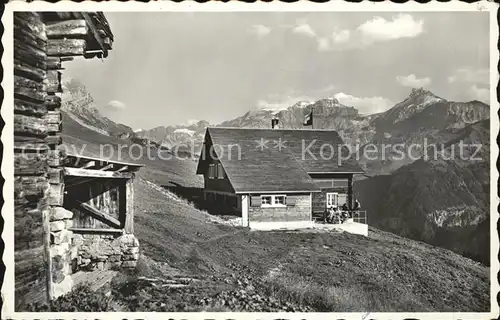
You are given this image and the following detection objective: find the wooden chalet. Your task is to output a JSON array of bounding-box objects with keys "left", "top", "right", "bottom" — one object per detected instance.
[
  {"left": 196, "top": 127, "right": 365, "bottom": 230},
  {"left": 14, "top": 11, "right": 141, "bottom": 310}
]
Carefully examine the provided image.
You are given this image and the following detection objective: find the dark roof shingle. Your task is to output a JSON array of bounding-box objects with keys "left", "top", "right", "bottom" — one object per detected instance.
[{"left": 197, "top": 127, "right": 363, "bottom": 193}]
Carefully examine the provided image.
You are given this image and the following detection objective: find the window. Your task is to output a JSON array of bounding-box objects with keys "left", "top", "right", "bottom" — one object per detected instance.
[
  {"left": 261, "top": 196, "right": 272, "bottom": 205},
  {"left": 326, "top": 193, "right": 338, "bottom": 208},
  {"left": 217, "top": 163, "right": 225, "bottom": 179},
  {"left": 261, "top": 195, "right": 286, "bottom": 207},
  {"left": 208, "top": 164, "right": 215, "bottom": 179},
  {"left": 326, "top": 192, "right": 348, "bottom": 208},
  {"left": 274, "top": 195, "right": 286, "bottom": 205}
]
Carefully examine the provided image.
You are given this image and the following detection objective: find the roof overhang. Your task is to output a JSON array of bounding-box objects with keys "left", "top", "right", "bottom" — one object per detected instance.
[
  {"left": 308, "top": 171, "right": 365, "bottom": 174},
  {"left": 235, "top": 190, "right": 320, "bottom": 194}
]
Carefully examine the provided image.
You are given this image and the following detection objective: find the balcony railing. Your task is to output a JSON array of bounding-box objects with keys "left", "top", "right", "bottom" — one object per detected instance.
[
  {"left": 351, "top": 210, "right": 367, "bottom": 224},
  {"left": 316, "top": 210, "right": 367, "bottom": 225}
]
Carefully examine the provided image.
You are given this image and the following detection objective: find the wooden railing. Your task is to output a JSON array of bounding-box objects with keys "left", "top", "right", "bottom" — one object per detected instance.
[
  {"left": 351, "top": 210, "right": 367, "bottom": 224},
  {"left": 314, "top": 210, "right": 367, "bottom": 225}
]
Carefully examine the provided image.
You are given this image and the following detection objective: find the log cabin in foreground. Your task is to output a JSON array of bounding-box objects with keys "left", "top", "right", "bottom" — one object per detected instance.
[
  {"left": 14, "top": 11, "right": 141, "bottom": 310},
  {"left": 196, "top": 126, "right": 367, "bottom": 233}
]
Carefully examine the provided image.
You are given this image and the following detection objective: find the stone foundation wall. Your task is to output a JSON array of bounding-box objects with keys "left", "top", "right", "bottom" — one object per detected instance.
[
  {"left": 72, "top": 233, "right": 139, "bottom": 271},
  {"left": 49, "top": 207, "right": 74, "bottom": 298}
]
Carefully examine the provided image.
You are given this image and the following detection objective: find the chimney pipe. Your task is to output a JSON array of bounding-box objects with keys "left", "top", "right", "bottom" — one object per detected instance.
[{"left": 271, "top": 116, "right": 279, "bottom": 129}]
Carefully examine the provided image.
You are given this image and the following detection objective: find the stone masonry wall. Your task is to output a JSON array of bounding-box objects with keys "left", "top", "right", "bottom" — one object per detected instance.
[{"left": 72, "top": 233, "right": 139, "bottom": 271}]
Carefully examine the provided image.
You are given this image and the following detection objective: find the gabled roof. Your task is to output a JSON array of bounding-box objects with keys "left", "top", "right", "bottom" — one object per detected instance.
[{"left": 196, "top": 127, "right": 363, "bottom": 193}]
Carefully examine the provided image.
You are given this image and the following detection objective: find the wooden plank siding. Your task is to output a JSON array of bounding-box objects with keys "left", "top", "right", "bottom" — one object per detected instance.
[
  {"left": 248, "top": 193, "right": 311, "bottom": 222},
  {"left": 204, "top": 174, "right": 234, "bottom": 194},
  {"left": 65, "top": 179, "right": 122, "bottom": 229}
]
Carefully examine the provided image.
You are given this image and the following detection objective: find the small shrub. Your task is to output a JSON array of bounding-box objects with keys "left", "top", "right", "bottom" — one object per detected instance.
[{"left": 49, "top": 283, "right": 111, "bottom": 312}]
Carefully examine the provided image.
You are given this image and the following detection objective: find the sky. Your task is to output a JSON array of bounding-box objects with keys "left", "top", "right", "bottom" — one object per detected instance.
[{"left": 64, "top": 11, "right": 490, "bottom": 130}]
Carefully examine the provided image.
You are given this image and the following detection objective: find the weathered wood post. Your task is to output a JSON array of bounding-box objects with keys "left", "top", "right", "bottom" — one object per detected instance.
[
  {"left": 347, "top": 176, "right": 353, "bottom": 209},
  {"left": 124, "top": 176, "right": 135, "bottom": 234},
  {"left": 241, "top": 195, "right": 249, "bottom": 227}
]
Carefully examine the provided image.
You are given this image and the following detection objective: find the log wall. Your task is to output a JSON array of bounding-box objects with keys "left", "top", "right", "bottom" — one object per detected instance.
[
  {"left": 14, "top": 12, "right": 86, "bottom": 309},
  {"left": 13, "top": 12, "right": 50, "bottom": 310},
  {"left": 14, "top": 11, "right": 133, "bottom": 310}
]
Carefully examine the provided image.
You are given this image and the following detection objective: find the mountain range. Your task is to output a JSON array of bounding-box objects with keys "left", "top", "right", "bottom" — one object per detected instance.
[{"left": 61, "top": 80, "right": 491, "bottom": 264}]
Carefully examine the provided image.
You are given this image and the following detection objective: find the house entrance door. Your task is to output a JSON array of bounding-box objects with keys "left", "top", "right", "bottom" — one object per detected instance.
[{"left": 326, "top": 192, "right": 348, "bottom": 208}]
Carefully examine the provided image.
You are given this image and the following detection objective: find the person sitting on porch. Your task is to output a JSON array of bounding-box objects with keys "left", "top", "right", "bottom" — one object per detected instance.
[
  {"left": 341, "top": 208, "right": 350, "bottom": 223},
  {"left": 341, "top": 203, "right": 350, "bottom": 218},
  {"left": 353, "top": 199, "right": 361, "bottom": 211},
  {"left": 327, "top": 205, "right": 339, "bottom": 224}
]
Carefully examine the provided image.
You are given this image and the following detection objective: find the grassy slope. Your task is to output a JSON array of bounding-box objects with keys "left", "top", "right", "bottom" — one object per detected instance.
[
  {"left": 62, "top": 115, "right": 490, "bottom": 312},
  {"left": 134, "top": 177, "right": 489, "bottom": 312}
]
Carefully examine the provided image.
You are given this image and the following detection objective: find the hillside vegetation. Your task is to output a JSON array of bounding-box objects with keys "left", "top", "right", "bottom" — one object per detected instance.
[{"left": 356, "top": 120, "right": 490, "bottom": 264}]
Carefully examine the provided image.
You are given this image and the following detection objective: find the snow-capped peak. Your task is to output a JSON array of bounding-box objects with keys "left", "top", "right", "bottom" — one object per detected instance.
[{"left": 173, "top": 128, "right": 195, "bottom": 136}]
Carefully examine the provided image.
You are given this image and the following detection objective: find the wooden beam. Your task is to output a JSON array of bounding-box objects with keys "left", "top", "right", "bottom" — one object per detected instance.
[
  {"left": 15, "top": 98, "right": 47, "bottom": 117},
  {"left": 100, "top": 163, "right": 114, "bottom": 171},
  {"left": 47, "top": 39, "right": 86, "bottom": 57},
  {"left": 14, "top": 41, "right": 47, "bottom": 70},
  {"left": 124, "top": 178, "right": 135, "bottom": 234},
  {"left": 46, "top": 19, "right": 88, "bottom": 38},
  {"left": 76, "top": 201, "right": 121, "bottom": 229},
  {"left": 45, "top": 95, "right": 62, "bottom": 110},
  {"left": 80, "top": 161, "right": 96, "bottom": 169},
  {"left": 14, "top": 152, "right": 47, "bottom": 176},
  {"left": 116, "top": 165, "right": 129, "bottom": 172},
  {"left": 14, "top": 114, "right": 48, "bottom": 137},
  {"left": 14, "top": 75, "right": 47, "bottom": 102},
  {"left": 45, "top": 135, "right": 62, "bottom": 146},
  {"left": 80, "top": 13, "right": 107, "bottom": 54},
  {"left": 47, "top": 57, "right": 62, "bottom": 70},
  {"left": 14, "top": 58, "right": 46, "bottom": 82},
  {"left": 64, "top": 167, "right": 133, "bottom": 179},
  {"left": 70, "top": 228, "right": 124, "bottom": 234},
  {"left": 45, "top": 110, "right": 62, "bottom": 124}
]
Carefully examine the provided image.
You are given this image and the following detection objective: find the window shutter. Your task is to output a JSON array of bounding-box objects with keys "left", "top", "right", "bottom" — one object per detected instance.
[
  {"left": 250, "top": 196, "right": 261, "bottom": 207},
  {"left": 287, "top": 195, "right": 297, "bottom": 206}
]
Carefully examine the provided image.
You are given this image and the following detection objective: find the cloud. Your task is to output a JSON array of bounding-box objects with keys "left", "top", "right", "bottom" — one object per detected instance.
[
  {"left": 358, "top": 14, "right": 424, "bottom": 42},
  {"left": 292, "top": 23, "right": 317, "bottom": 38},
  {"left": 469, "top": 85, "right": 489, "bottom": 103},
  {"left": 313, "top": 14, "right": 422, "bottom": 52},
  {"left": 107, "top": 100, "right": 126, "bottom": 109},
  {"left": 448, "top": 67, "right": 489, "bottom": 85},
  {"left": 318, "top": 29, "right": 350, "bottom": 51},
  {"left": 334, "top": 92, "right": 393, "bottom": 114},
  {"left": 247, "top": 24, "right": 271, "bottom": 39},
  {"left": 396, "top": 74, "right": 432, "bottom": 88}
]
